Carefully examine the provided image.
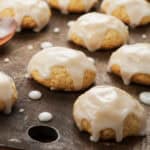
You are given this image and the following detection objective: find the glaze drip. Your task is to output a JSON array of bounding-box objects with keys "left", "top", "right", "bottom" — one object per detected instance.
[
  {"left": 108, "top": 43, "right": 150, "bottom": 85},
  {"left": 0, "top": 0, "right": 50, "bottom": 32},
  {"left": 73, "top": 86, "right": 146, "bottom": 142},
  {"left": 27, "top": 47, "right": 96, "bottom": 90},
  {"left": 68, "top": 12, "right": 128, "bottom": 51}
]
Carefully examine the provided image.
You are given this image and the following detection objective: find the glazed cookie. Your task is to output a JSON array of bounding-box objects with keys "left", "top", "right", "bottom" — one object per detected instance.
[
  {"left": 0, "top": 72, "right": 18, "bottom": 114},
  {"left": 0, "top": 0, "right": 51, "bottom": 32},
  {"left": 0, "top": 18, "right": 16, "bottom": 46},
  {"left": 101, "top": 0, "right": 150, "bottom": 27},
  {"left": 27, "top": 47, "right": 96, "bottom": 91},
  {"left": 108, "top": 43, "right": 150, "bottom": 85},
  {"left": 47, "top": 0, "right": 98, "bottom": 14},
  {"left": 68, "top": 12, "right": 129, "bottom": 52},
  {"left": 73, "top": 85, "right": 146, "bottom": 142}
]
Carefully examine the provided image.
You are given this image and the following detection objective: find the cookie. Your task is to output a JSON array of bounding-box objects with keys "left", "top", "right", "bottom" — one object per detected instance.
[
  {"left": 101, "top": 0, "right": 150, "bottom": 27},
  {"left": 108, "top": 43, "right": 150, "bottom": 85},
  {"left": 68, "top": 12, "right": 129, "bottom": 52},
  {"left": 27, "top": 47, "right": 96, "bottom": 91},
  {"left": 73, "top": 85, "right": 146, "bottom": 142},
  {"left": 0, "top": 0, "right": 51, "bottom": 32}
]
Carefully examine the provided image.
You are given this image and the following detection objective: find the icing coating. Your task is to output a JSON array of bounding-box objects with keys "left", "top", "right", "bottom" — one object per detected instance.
[
  {"left": 101, "top": 0, "right": 150, "bottom": 26},
  {"left": 73, "top": 86, "right": 146, "bottom": 142},
  {"left": 0, "top": 72, "right": 16, "bottom": 114},
  {"left": 57, "top": 0, "right": 97, "bottom": 14},
  {"left": 108, "top": 43, "right": 150, "bottom": 85},
  {"left": 0, "top": 0, "right": 51, "bottom": 32},
  {"left": 139, "top": 92, "right": 150, "bottom": 105},
  {"left": 27, "top": 47, "right": 96, "bottom": 90},
  {"left": 68, "top": 12, "right": 129, "bottom": 52},
  {"left": 0, "top": 18, "right": 16, "bottom": 39}
]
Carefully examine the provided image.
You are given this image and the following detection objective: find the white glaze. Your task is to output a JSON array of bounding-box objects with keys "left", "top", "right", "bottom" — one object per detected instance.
[
  {"left": 68, "top": 12, "right": 129, "bottom": 52},
  {"left": 108, "top": 43, "right": 150, "bottom": 85},
  {"left": 57, "top": 0, "right": 97, "bottom": 14},
  {"left": 139, "top": 92, "right": 150, "bottom": 105},
  {"left": 0, "top": 72, "right": 16, "bottom": 114},
  {"left": 28, "top": 90, "right": 42, "bottom": 100},
  {"left": 27, "top": 47, "right": 96, "bottom": 90},
  {"left": 142, "top": 34, "right": 147, "bottom": 39},
  {"left": 27, "top": 45, "right": 33, "bottom": 50},
  {"left": 73, "top": 86, "right": 146, "bottom": 142},
  {"left": 0, "top": 18, "right": 16, "bottom": 39},
  {"left": 0, "top": 0, "right": 51, "bottom": 32},
  {"left": 19, "top": 108, "right": 25, "bottom": 113},
  {"left": 38, "top": 112, "right": 53, "bottom": 122},
  {"left": 40, "top": 41, "right": 53, "bottom": 49},
  {"left": 101, "top": 0, "right": 150, "bottom": 26},
  {"left": 67, "top": 21, "right": 74, "bottom": 27},
  {"left": 4, "top": 58, "right": 10, "bottom": 63},
  {"left": 8, "top": 138, "right": 21, "bottom": 143},
  {"left": 24, "top": 73, "right": 30, "bottom": 79},
  {"left": 53, "top": 27, "right": 60, "bottom": 33}
]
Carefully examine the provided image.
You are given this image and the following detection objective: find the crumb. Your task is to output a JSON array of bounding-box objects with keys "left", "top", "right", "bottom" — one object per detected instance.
[{"left": 24, "top": 115, "right": 28, "bottom": 121}]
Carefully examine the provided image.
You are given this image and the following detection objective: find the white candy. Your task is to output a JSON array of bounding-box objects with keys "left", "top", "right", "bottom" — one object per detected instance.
[
  {"left": 40, "top": 41, "right": 53, "bottom": 49},
  {"left": 38, "top": 112, "right": 53, "bottom": 122},
  {"left": 139, "top": 92, "right": 150, "bottom": 105},
  {"left": 28, "top": 90, "right": 42, "bottom": 100}
]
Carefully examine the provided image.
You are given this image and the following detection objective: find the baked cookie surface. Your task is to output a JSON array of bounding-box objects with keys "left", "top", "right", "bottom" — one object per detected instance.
[
  {"left": 101, "top": 0, "right": 150, "bottom": 27},
  {"left": 0, "top": 0, "right": 51, "bottom": 32},
  {"left": 108, "top": 43, "right": 150, "bottom": 85},
  {"left": 73, "top": 85, "right": 146, "bottom": 142},
  {"left": 68, "top": 12, "right": 129, "bottom": 52},
  {"left": 27, "top": 47, "right": 96, "bottom": 91},
  {"left": 0, "top": 72, "right": 18, "bottom": 114},
  {"left": 47, "top": 0, "right": 98, "bottom": 14}
]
